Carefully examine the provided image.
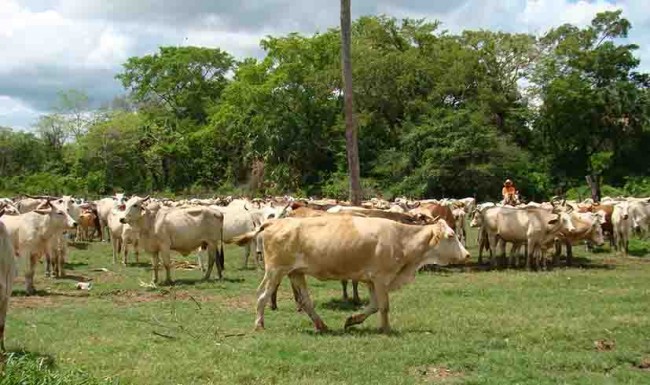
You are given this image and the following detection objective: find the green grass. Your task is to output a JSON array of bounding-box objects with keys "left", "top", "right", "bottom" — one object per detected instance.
[{"left": 3, "top": 230, "right": 650, "bottom": 384}]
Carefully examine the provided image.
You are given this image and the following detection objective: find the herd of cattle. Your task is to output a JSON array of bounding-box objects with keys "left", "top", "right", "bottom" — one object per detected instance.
[{"left": 0, "top": 193, "right": 648, "bottom": 347}]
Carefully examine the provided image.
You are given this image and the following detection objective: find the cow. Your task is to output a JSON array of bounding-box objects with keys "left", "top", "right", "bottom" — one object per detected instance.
[
  {"left": 95, "top": 193, "right": 128, "bottom": 242},
  {"left": 452, "top": 207, "right": 467, "bottom": 246},
  {"left": 48, "top": 196, "right": 82, "bottom": 278},
  {"left": 198, "top": 205, "right": 265, "bottom": 272},
  {"left": 76, "top": 209, "right": 97, "bottom": 242},
  {"left": 577, "top": 202, "right": 615, "bottom": 247},
  {"left": 410, "top": 203, "right": 455, "bottom": 228},
  {"left": 0, "top": 210, "right": 15, "bottom": 351},
  {"left": 118, "top": 196, "right": 225, "bottom": 284},
  {"left": 554, "top": 211, "right": 606, "bottom": 265},
  {"left": 232, "top": 216, "right": 470, "bottom": 333},
  {"left": 475, "top": 206, "right": 576, "bottom": 269},
  {"left": 2, "top": 201, "right": 77, "bottom": 294},
  {"left": 629, "top": 199, "right": 650, "bottom": 236},
  {"left": 107, "top": 206, "right": 140, "bottom": 265},
  {"left": 612, "top": 201, "right": 633, "bottom": 255}
]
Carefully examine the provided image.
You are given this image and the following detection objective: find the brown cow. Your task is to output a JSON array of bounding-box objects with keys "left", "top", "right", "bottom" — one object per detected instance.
[
  {"left": 234, "top": 216, "right": 469, "bottom": 333},
  {"left": 410, "top": 203, "right": 455, "bottom": 228}
]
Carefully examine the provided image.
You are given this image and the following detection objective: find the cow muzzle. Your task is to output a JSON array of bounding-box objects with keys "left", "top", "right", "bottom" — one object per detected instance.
[
  {"left": 119, "top": 218, "right": 127, "bottom": 224},
  {"left": 622, "top": 215, "right": 629, "bottom": 220},
  {"left": 72, "top": 222, "right": 78, "bottom": 228}
]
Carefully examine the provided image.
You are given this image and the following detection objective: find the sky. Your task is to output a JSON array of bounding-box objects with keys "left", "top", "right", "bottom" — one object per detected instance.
[{"left": 1, "top": 0, "right": 649, "bottom": 129}]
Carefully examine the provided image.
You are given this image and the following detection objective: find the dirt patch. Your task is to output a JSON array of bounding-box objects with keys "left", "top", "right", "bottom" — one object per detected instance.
[
  {"left": 594, "top": 339, "right": 615, "bottom": 352},
  {"left": 220, "top": 294, "right": 256, "bottom": 310},
  {"left": 10, "top": 291, "right": 89, "bottom": 309},
  {"left": 102, "top": 289, "right": 216, "bottom": 306},
  {"left": 410, "top": 365, "right": 464, "bottom": 383}
]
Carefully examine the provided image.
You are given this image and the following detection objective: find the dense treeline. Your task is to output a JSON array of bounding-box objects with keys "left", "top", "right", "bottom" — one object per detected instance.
[{"left": 2, "top": 11, "right": 649, "bottom": 200}]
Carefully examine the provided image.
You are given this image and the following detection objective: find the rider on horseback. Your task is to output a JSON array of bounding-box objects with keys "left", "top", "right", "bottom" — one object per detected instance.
[{"left": 501, "top": 179, "right": 519, "bottom": 206}]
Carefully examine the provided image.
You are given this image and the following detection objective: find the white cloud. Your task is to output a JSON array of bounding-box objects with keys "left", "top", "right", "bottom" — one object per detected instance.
[{"left": 0, "top": 0, "right": 649, "bottom": 128}]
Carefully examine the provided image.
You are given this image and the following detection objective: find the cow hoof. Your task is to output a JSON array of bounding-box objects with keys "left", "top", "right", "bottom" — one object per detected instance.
[
  {"left": 254, "top": 324, "right": 265, "bottom": 331},
  {"left": 314, "top": 321, "right": 328, "bottom": 333},
  {"left": 344, "top": 316, "right": 358, "bottom": 329},
  {"left": 26, "top": 287, "right": 36, "bottom": 296}
]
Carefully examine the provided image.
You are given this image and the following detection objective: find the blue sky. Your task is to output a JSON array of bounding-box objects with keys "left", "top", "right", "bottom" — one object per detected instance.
[{"left": 1, "top": 0, "right": 648, "bottom": 129}]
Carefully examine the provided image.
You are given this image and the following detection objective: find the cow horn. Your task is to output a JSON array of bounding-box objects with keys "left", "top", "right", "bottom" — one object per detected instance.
[
  {"left": 0, "top": 208, "right": 5, "bottom": 218},
  {"left": 431, "top": 215, "right": 441, "bottom": 224},
  {"left": 142, "top": 195, "right": 151, "bottom": 202}
]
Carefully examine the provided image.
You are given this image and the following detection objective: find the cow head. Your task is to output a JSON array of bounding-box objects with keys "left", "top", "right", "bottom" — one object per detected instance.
[
  {"left": 113, "top": 193, "right": 127, "bottom": 208},
  {"left": 55, "top": 195, "right": 81, "bottom": 221},
  {"left": 584, "top": 212, "right": 606, "bottom": 246},
  {"left": 119, "top": 195, "right": 150, "bottom": 225},
  {"left": 615, "top": 201, "right": 630, "bottom": 221},
  {"left": 548, "top": 210, "right": 576, "bottom": 234},
  {"left": 34, "top": 200, "right": 78, "bottom": 229},
  {"left": 424, "top": 220, "right": 470, "bottom": 265}
]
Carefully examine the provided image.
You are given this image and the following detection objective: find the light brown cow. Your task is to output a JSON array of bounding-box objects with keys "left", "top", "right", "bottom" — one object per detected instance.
[
  {"left": 234, "top": 216, "right": 469, "bottom": 333},
  {"left": 118, "top": 196, "right": 225, "bottom": 284},
  {"left": 76, "top": 209, "right": 97, "bottom": 242},
  {"left": 410, "top": 203, "right": 455, "bottom": 228},
  {"left": 0, "top": 210, "right": 15, "bottom": 351}
]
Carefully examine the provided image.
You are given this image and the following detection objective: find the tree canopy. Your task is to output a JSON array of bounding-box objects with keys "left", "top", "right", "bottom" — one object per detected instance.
[{"left": 2, "top": 11, "right": 649, "bottom": 200}]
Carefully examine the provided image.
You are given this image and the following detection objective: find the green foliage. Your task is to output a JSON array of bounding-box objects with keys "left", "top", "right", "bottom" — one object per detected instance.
[{"left": 1, "top": 351, "right": 111, "bottom": 385}]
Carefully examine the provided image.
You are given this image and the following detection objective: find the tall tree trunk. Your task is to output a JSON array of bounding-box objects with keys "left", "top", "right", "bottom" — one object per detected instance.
[
  {"left": 340, "top": 0, "right": 362, "bottom": 206},
  {"left": 585, "top": 174, "right": 601, "bottom": 202}
]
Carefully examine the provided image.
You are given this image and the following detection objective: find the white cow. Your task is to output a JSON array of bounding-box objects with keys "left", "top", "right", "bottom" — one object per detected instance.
[
  {"left": 612, "top": 201, "right": 633, "bottom": 255},
  {"left": 0, "top": 210, "right": 15, "bottom": 351},
  {"left": 95, "top": 193, "right": 128, "bottom": 242},
  {"left": 48, "top": 196, "right": 81, "bottom": 278},
  {"left": 452, "top": 207, "right": 467, "bottom": 246},
  {"left": 2, "top": 201, "right": 77, "bottom": 294},
  {"left": 118, "top": 197, "right": 225, "bottom": 284},
  {"left": 107, "top": 207, "right": 140, "bottom": 265},
  {"left": 629, "top": 199, "right": 650, "bottom": 236}
]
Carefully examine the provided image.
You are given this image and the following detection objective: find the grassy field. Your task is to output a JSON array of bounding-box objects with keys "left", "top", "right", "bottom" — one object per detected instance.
[{"left": 2, "top": 229, "right": 650, "bottom": 384}]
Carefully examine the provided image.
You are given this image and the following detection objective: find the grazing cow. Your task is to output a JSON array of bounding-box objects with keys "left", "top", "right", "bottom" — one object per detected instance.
[
  {"left": 612, "top": 202, "right": 633, "bottom": 255},
  {"left": 118, "top": 196, "right": 225, "bottom": 284},
  {"left": 234, "top": 216, "right": 469, "bottom": 333},
  {"left": 2, "top": 201, "right": 77, "bottom": 294},
  {"left": 96, "top": 193, "right": 128, "bottom": 242},
  {"left": 0, "top": 210, "right": 15, "bottom": 351},
  {"left": 476, "top": 206, "right": 575, "bottom": 269}
]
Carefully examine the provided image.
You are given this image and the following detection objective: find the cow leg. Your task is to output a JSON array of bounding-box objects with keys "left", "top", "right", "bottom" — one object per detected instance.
[
  {"left": 526, "top": 240, "right": 535, "bottom": 270},
  {"left": 242, "top": 243, "right": 251, "bottom": 269},
  {"left": 487, "top": 233, "right": 499, "bottom": 268},
  {"left": 255, "top": 269, "right": 285, "bottom": 330},
  {"left": 160, "top": 248, "right": 173, "bottom": 285},
  {"left": 199, "top": 249, "right": 217, "bottom": 281},
  {"left": 210, "top": 245, "right": 223, "bottom": 280},
  {"left": 134, "top": 240, "right": 140, "bottom": 263},
  {"left": 25, "top": 252, "right": 39, "bottom": 295},
  {"left": 374, "top": 283, "right": 390, "bottom": 333},
  {"left": 57, "top": 244, "right": 66, "bottom": 278},
  {"left": 111, "top": 237, "right": 119, "bottom": 264},
  {"left": 288, "top": 272, "right": 327, "bottom": 332},
  {"left": 341, "top": 280, "right": 349, "bottom": 301},
  {"left": 352, "top": 281, "right": 360, "bottom": 304},
  {"left": 44, "top": 251, "right": 52, "bottom": 278},
  {"left": 566, "top": 241, "right": 573, "bottom": 266},
  {"left": 0, "top": 255, "right": 14, "bottom": 352},
  {"left": 123, "top": 241, "right": 129, "bottom": 265},
  {"left": 345, "top": 283, "right": 378, "bottom": 330},
  {"left": 151, "top": 251, "right": 160, "bottom": 284},
  {"left": 197, "top": 249, "right": 205, "bottom": 272}
]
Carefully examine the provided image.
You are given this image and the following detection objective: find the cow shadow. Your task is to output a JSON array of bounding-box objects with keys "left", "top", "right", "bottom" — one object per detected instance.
[
  {"left": 68, "top": 242, "right": 90, "bottom": 250},
  {"left": 54, "top": 274, "right": 90, "bottom": 282},
  {"left": 320, "top": 298, "right": 367, "bottom": 312},
  {"left": 63, "top": 262, "right": 88, "bottom": 270},
  {"left": 127, "top": 262, "right": 150, "bottom": 268},
  {"left": 171, "top": 277, "right": 245, "bottom": 287},
  {"left": 302, "top": 327, "right": 403, "bottom": 337},
  {"left": 11, "top": 289, "right": 89, "bottom": 298}
]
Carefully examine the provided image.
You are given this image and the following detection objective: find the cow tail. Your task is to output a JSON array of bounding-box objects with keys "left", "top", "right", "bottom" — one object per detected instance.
[
  {"left": 228, "top": 220, "right": 275, "bottom": 247},
  {"left": 218, "top": 224, "right": 225, "bottom": 272}
]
